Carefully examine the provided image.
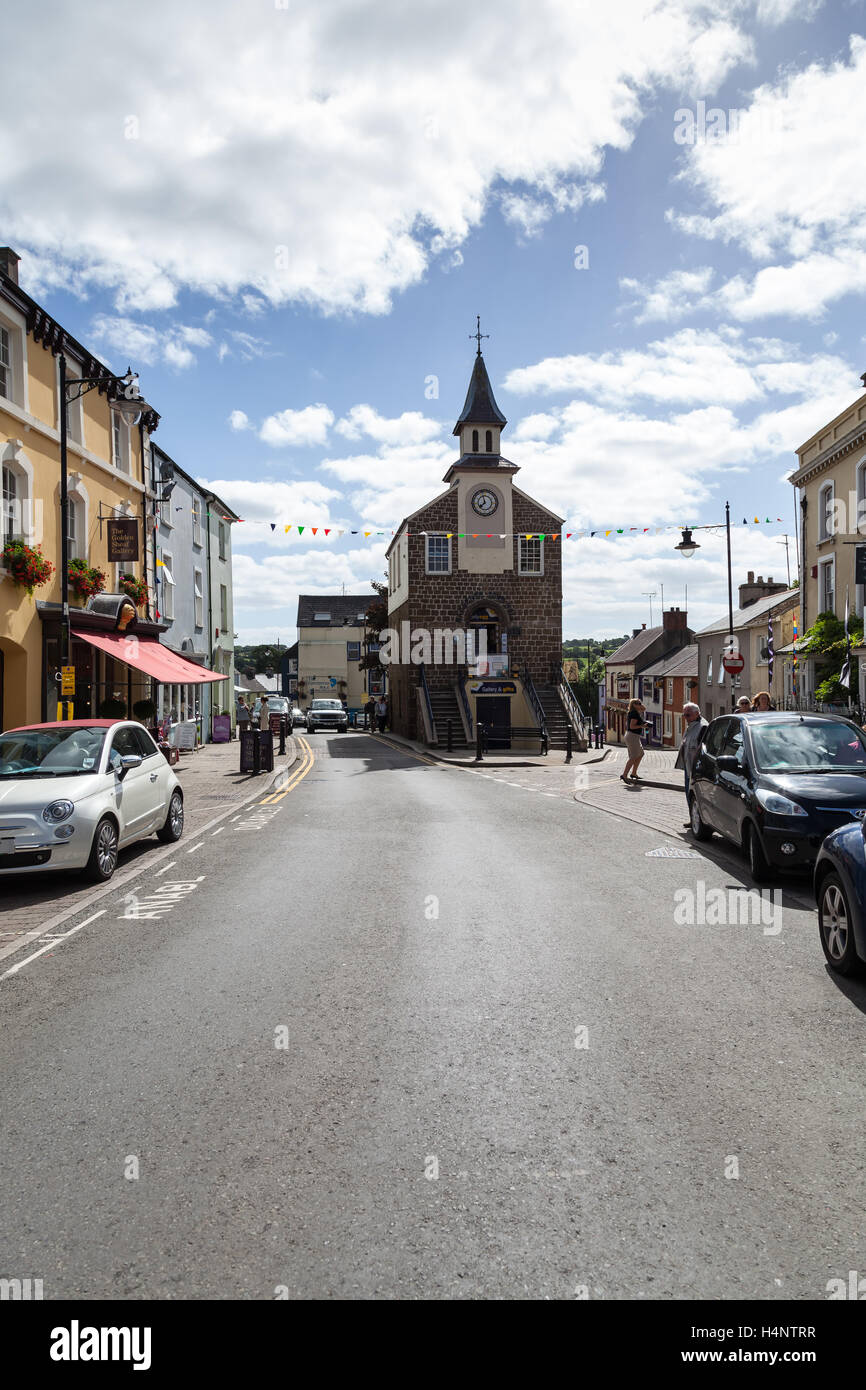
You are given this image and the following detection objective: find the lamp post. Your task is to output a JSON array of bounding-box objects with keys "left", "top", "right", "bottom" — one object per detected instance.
[
  {"left": 675, "top": 500, "right": 736, "bottom": 711},
  {"left": 58, "top": 357, "right": 149, "bottom": 706}
]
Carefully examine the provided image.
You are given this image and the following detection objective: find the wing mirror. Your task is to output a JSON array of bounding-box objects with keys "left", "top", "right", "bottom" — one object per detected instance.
[
  {"left": 113, "top": 753, "right": 143, "bottom": 779},
  {"left": 717, "top": 755, "right": 742, "bottom": 774}
]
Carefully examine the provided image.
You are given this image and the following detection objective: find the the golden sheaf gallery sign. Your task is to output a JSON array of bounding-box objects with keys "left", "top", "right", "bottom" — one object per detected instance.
[{"left": 107, "top": 518, "right": 139, "bottom": 562}]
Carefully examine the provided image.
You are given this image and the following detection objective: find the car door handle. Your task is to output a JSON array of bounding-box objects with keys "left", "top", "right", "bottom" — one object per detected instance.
[{"left": 149, "top": 773, "right": 158, "bottom": 782}]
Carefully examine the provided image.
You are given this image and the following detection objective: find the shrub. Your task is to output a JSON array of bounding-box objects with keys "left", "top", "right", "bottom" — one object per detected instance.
[
  {"left": 68, "top": 558, "right": 107, "bottom": 600},
  {"left": 119, "top": 573, "right": 148, "bottom": 607},
  {"left": 99, "top": 697, "right": 127, "bottom": 718},
  {"left": 2, "top": 540, "right": 55, "bottom": 596}
]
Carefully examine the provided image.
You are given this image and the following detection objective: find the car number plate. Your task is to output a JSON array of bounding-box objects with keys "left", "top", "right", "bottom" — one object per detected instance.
[{"left": 1, "top": 836, "right": 15, "bottom": 854}]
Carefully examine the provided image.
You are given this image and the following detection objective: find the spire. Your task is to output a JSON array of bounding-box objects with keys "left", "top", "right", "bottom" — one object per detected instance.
[{"left": 452, "top": 342, "right": 507, "bottom": 437}]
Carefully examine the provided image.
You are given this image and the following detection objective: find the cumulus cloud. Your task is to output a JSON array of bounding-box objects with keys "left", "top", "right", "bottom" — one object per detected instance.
[
  {"left": 228, "top": 410, "right": 252, "bottom": 431},
  {"left": 620, "top": 267, "right": 715, "bottom": 323},
  {"left": 2, "top": 0, "right": 770, "bottom": 317},
  {"left": 90, "top": 314, "right": 212, "bottom": 370},
  {"left": 335, "top": 405, "right": 442, "bottom": 446},
  {"left": 259, "top": 404, "right": 335, "bottom": 447}
]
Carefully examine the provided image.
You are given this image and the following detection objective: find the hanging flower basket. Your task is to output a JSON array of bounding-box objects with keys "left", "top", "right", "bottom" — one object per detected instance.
[
  {"left": 1, "top": 540, "right": 55, "bottom": 597},
  {"left": 119, "top": 572, "right": 149, "bottom": 607},
  {"left": 68, "top": 558, "right": 107, "bottom": 601}
]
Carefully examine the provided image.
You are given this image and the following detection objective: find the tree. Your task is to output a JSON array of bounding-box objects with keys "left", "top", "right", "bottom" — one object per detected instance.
[
  {"left": 358, "top": 581, "right": 388, "bottom": 671},
  {"left": 801, "top": 609, "right": 863, "bottom": 705}
]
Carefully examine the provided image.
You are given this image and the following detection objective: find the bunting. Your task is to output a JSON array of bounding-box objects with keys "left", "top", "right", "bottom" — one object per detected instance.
[{"left": 229, "top": 516, "right": 788, "bottom": 539}]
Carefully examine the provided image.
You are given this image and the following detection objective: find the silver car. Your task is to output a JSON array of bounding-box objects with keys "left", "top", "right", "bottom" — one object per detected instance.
[{"left": 0, "top": 719, "right": 184, "bottom": 882}]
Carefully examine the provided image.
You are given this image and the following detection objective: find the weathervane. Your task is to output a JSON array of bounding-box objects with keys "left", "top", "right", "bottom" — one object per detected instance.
[{"left": 470, "top": 314, "right": 489, "bottom": 357}]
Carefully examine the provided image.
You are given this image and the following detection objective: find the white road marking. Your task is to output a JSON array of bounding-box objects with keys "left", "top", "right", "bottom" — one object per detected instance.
[
  {"left": 186, "top": 842, "right": 204, "bottom": 853},
  {"left": 1, "top": 909, "right": 106, "bottom": 979},
  {"left": 154, "top": 861, "right": 177, "bottom": 876},
  {"left": 212, "top": 827, "right": 224, "bottom": 835}
]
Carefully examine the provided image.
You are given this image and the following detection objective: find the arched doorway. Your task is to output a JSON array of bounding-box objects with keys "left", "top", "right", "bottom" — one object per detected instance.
[{"left": 466, "top": 603, "right": 502, "bottom": 663}]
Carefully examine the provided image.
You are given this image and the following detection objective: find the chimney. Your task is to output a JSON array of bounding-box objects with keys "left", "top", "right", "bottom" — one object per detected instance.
[
  {"left": 662, "top": 607, "right": 687, "bottom": 632},
  {"left": 0, "top": 247, "right": 20, "bottom": 284},
  {"left": 738, "top": 571, "right": 786, "bottom": 609}
]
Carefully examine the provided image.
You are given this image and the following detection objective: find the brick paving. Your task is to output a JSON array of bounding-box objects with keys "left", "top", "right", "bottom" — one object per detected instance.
[{"left": 0, "top": 736, "right": 299, "bottom": 948}]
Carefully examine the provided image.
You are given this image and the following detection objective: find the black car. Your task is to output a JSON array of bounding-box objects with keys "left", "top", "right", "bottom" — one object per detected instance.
[
  {"left": 814, "top": 821, "right": 866, "bottom": 976},
  {"left": 689, "top": 712, "right": 866, "bottom": 882}
]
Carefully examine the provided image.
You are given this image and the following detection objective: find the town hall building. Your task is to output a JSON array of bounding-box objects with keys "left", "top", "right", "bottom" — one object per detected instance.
[{"left": 385, "top": 333, "right": 577, "bottom": 750}]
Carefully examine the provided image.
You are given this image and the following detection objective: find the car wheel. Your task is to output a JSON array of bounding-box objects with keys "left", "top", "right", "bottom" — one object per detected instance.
[
  {"left": 688, "top": 794, "right": 713, "bottom": 841},
  {"left": 86, "top": 816, "right": 119, "bottom": 882},
  {"left": 818, "top": 873, "right": 862, "bottom": 976},
  {"left": 157, "top": 790, "right": 184, "bottom": 844},
  {"left": 745, "top": 821, "right": 771, "bottom": 885}
]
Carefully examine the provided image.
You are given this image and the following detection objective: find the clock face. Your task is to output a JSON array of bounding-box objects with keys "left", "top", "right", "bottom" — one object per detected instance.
[{"left": 471, "top": 488, "right": 498, "bottom": 517}]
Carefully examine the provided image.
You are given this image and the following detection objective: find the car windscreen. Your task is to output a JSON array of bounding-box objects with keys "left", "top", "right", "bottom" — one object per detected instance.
[
  {"left": 750, "top": 720, "right": 866, "bottom": 773},
  {"left": 0, "top": 726, "right": 107, "bottom": 777},
  {"left": 311, "top": 701, "right": 342, "bottom": 709}
]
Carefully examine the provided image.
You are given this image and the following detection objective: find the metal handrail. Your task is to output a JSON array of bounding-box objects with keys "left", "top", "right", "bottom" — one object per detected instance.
[
  {"left": 557, "top": 664, "right": 588, "bottom": 738},
  {"left": 454, "top": 667, "right": 473, "bottom": 739},
  {"left": 522, "top": 668, "right": 548, "bottom": 737},
  {"left": 418, "top": 662, "right": 436, "bottom": 743}
]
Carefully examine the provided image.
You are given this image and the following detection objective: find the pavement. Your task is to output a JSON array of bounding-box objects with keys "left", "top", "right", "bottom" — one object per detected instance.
[
  {"left": 0, "top": 729, "right": 856, "bottom": 1301},
  {"left": 0, "top": 734, "right": 299, "bottom": 954}
]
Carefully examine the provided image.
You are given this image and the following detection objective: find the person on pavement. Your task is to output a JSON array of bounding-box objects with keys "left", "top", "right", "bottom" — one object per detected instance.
[
  {"left": 752, "top": 690, "right": 773, "bottom": 711},
  {"left": 676, "top": 701, "right": 709, "bottom": 825},
  {"left": 237, "top": 697, "right": 251, "bottom": 734},
  {"left": 375, "top": 696, "right": 388, "bottom": 733},
  {"left": 622, "top": 698, "right": 646, "bottom": 782},
  {"left": 736, "top": 695, "right": 752, "bottom": 712}
]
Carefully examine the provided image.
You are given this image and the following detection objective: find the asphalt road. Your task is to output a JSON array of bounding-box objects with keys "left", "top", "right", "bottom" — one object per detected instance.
[{"left": 1, "top": 731, "right": 864, "bottom": 1300}]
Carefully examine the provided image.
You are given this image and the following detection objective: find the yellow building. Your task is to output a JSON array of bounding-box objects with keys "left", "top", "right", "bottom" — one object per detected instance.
[
  {"left": 1, "top": 245, "right": 224, "bottom": 730},
  {"left": 296, "top": 595, "right": 376, "bottom": 713},
  {"left": 789, "top": 380, "right": 866, "bottom": 705}
]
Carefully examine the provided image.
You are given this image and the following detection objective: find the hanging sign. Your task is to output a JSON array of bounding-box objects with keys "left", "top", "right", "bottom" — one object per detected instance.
[
  {"left": 107, "top": 518, "right": 139, "bottom": 562},
  {"left": 469, "top": 680, "right": 517, "bottom": 695}
]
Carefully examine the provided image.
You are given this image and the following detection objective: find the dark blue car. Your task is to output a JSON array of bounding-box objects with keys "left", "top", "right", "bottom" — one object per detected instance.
[{"left": 815, "top": 822, "right": 866, "bottom": 976}]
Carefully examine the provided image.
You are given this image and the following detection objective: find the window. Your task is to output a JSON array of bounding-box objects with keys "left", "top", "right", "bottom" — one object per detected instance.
[
  {"left": 819, "top": 556, "right": 835, "bottom": 615},
  {"left": 63, "top": 363, "right": 84, "bottom": 446},
  {"left": 426, "top": 536, "right": 451, "bottom": 574},
  {"left": 719, "top": 720, "right": 745, "bottom": 762},
  {"left": 756, "top": 633, "right": 770, "bottom": 666},
  {"left": 706, "top": 653, "right": 712, "bottom": 683},
  {"left": 518, "top": 537, "right": 543, "bottom": 575},
  {"left": 194, "top": 568, "right": 203, "bottom": 628},
  {"left": 718, "top": 652, "right": 726, "bottom": 685},
  {"left": 112, "top": 413, "right": 129, "bottom": 472},
  {"left": 220, "top": 584, "right": 228, "bottom": 631},
  {"left": 485, "top": 429, "right": 493, "bottom": 452},
  {"left": 818, "top": 481, "right": 834, "bottom": 541},
  {"left": 133, "top": 727, "right": 159, "bottom": 759},
  {"left": 472, "top": 429, "right": 479, "bottom": 452},
  {"left": 313, "top": 611, "right": 331, "bottom": 621},
  {"left": 160, "top": 552, "right": 174, "bottom": 620},
  {"left": 160, "top": 490, "right": 173, "bottom": 528},
  {"left": 192, "top": 496, "right": 204, "bottom": 548},
  {"left": 2, "top": 463, "right": 17, "bottom": 544},
  {"left": 666, "top": 678, "right": 674, "bottom": 703},
  {"left": 110, "top": 726, "right": 143, "bottom": 761},
  {"left": 664, "top": 711, "right": 672, "bottom": 738},
  {"left": 0, "top": 325, "right": 11, "bottom": 400},
  {"left": 218, "top": 521, "right": 227, "bottom": 560},
  {"left": 67, "top": 498, "right": 79, "bottom": 561},
  {"left": 704, "top": 718, "right": 730, "bottom": 758},
  {"left": 347, "top": 641, "right": 360, "bottom": 661}
]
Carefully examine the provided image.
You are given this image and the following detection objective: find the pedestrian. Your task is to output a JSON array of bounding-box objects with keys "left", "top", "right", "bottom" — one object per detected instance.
[
  {"left": 621, "top": 698, "right": 646, "bottom": 782},
  {"left": 676, "top": 701, "right": 709, "bottom": 826},
  {"left": 237, "top": 696, "right": 250, "bottom": 735},
  {"left": 364, "top": 697, "right": 375, "bottom": 730},
  {"left": 375, "top": 695, "right": 388, "bottom": 733},
  {"left": 736, "top": 695, "right": 752, "bottom": 712},
  {"left": 752, "top": 690, "right": 773, "bottom": 711},
  {"left": 258, "top": 694, "right": 270, "bottom": 731}
]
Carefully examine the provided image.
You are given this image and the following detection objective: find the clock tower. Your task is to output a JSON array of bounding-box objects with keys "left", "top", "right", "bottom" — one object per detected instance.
[{"left": 444, "top": 336, "right": 516, "bottom": 575}]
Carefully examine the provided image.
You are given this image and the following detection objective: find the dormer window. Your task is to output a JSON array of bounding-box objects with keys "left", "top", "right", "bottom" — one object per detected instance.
[
  {"left": 486, "top": 430, "right": 493, "bottom": 452},
  {"left": 472, "top": 429, "right": 479, "bottom": 453}
]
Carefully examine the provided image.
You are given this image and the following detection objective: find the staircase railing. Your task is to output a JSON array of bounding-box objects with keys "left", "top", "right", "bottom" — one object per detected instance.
[
  {"left": 522, "top": 668, "right": 549, "bottom": 738},
  {"left": 454, "top": 667, "right": 473, "bottom": 741},
  {"left": 555, "top": 664, "right": 589, "bottom": 745},
  {"left": 417, "top": 662, "right": 436, "bottom": 744}
]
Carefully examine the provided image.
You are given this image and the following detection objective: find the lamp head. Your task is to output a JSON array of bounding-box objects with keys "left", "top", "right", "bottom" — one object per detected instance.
[{"left": 675, "top": 527, "right": 699, "bottom": 558}]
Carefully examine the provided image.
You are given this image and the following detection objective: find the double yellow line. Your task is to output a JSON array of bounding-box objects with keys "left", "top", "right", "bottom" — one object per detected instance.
[{"left": 260, "top": 737, "right": 315, "bottom": 803}]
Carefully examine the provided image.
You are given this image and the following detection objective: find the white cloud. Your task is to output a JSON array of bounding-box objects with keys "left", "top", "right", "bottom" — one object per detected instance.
[
  {"left": 90, "top": 314, "right": 212, "bottom": 371},
  {"left": 228, "top": 410, "right": 252, "bottom": 431},
  {"left": 335, "top": 405, "right": 442, "bottom": 446},
  {"left": 259, "top": 404, "right": 335, "bottom": 447},
  {"left": 2, "top": 0, "right": 770, "bottom": 316},
  {"left": 620, "top": 267, "right": 715, "bottom": 323}
]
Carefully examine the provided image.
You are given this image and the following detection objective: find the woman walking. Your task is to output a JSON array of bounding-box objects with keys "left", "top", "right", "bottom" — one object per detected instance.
[{"left": 622, "top": 698, "right": 647, "bottom": 782}]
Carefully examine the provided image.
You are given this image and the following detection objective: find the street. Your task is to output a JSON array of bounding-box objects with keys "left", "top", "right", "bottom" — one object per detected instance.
[{"left": 0, "top": 730, "right": 863, "bottom": 1301}]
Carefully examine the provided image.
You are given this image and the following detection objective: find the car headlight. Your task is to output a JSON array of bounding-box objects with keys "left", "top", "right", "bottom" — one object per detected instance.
[
  {"left": 755, "top": 788, "right": 808, "bottom": 816},
  {"left": 42, "top": 799, "right": 75, "bottom": 824}
]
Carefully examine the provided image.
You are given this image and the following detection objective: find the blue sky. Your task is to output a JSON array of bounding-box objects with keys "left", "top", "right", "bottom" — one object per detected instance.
[{"left": 4, "top": 0, "right": 866, "bottom": 641}]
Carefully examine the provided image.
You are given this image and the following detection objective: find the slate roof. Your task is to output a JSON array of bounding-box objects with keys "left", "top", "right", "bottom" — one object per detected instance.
[
  {"left": 606, "top": 626, "right": 664, "bottom": 665},
  {"left": 452, "top": 352, "right": 507, "bottom": 435},
  {"left": 697, "top": 587, "right": 799, "bottom": 636},
  {"left": 640, "top": 644, "right": 699, "bottom": 679},
  {"left": 296, "top": 594, "right": 376, "bottom": 627}
]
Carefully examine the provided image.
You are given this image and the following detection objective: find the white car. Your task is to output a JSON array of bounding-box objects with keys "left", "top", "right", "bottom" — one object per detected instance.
[{"left": 0, "top": 719, "right": 184, "bottom": 882}]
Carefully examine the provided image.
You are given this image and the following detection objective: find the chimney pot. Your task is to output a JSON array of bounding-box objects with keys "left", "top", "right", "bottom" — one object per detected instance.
[
  {"left": 747, "top": 571, "right": 754, "bottom": 583},
  {"left": 0, "top": 247, "right": 20, "bottom": 285}
]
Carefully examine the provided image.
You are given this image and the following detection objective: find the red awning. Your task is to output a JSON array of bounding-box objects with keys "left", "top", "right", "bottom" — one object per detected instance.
[{"left": 72, "top": 628, "right": 228, "bottom": 685}]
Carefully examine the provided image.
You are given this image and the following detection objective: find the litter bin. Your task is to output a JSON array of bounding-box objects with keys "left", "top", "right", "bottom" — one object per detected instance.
[
  {"left": 258, "top": 729, "right": 274, "bottom": 773},
  {"left": 240, "top": 728, "right": 259, "bottom": 773}
]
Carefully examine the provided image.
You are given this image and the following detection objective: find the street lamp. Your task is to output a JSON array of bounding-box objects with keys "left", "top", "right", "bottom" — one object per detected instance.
[
  {"left": 59, "top": 357, "right": 151, "bottom": 699},
  {"left": 675, "top": 500, "right": 736, "bottom": 711}
]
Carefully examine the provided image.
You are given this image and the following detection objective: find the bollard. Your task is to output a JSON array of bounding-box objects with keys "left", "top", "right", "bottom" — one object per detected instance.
[
  {"left": 565, "top": 725, "right": 572, "bottom": 763},
  {"left": 475, "top": 722, "right": 484, "bottom": 762},
  {"left": 447, "top": 719, "right": 453, "bottom": 753},
  {"left": 279, "top": 716, "right": 286, "bottom": 755},
  {"left": 541, "top": 729, "right": 549, "bottom": 757}
]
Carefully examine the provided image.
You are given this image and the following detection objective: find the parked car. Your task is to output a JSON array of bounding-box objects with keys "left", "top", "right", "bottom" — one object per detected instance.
[
  {"left": 291, "top": 707, "right": 305, "bottom": 727},
  {"left": 814, "top": 822, "right": 866, "bottom": 976},
  {"left": 305, "top": 699, "right": 349, "bottom": 733},
  {"left": 688, "top": 712, "right": 866, "bottom": 883},
  {"left": 0, "top": 719, "right": 184, "bottom": 883},
  {"left": 266, "top": 696, "right": 290, "bottom": 716}
]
